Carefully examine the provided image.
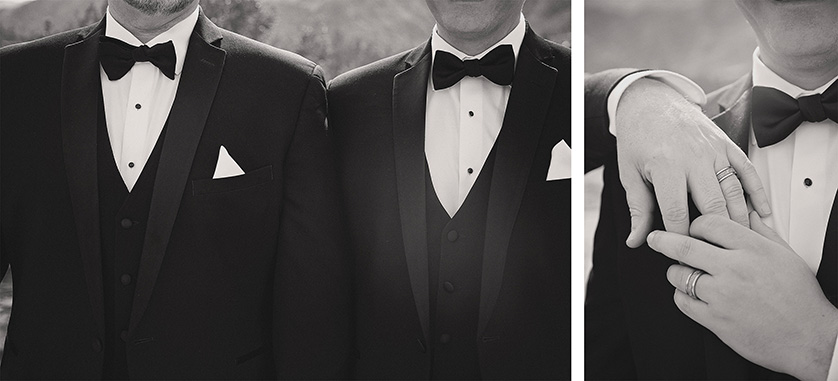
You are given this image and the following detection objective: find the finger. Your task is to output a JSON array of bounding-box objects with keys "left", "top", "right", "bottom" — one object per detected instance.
[
  {"left": 727, "top": 144, "right": 771, "bottom": 217},
  {"left": 647, "top": 230, "right": 725, "bottom": 274},
  {"left": 687, "top": 163, "right": 732, "bottom": 221},
  {"left": 648, "top": 168, "right": 689, "bottom": 236},
  {"left": 749, "top": 211, "right": 793, "bottom": 250},
  {"left": 673, "top": 289, "right": 712, "bottom": 327},
  {"left": 666, "top": 264, "right": 716, "bottom": 303},
  {"left": 688, "top": 213, "right": 768, "bottom": 251},
  {"left": 714, "top": 158, "right": 750, "bottom": 228},
  {"left": 622, "top": 171, "right": 657, "bottom": 248}
]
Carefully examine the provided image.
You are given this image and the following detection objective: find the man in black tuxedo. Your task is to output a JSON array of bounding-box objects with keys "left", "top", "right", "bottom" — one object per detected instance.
[
  {"left": 586, "top": 1, "right": 838, "bottom": 379},
  {"left": 0, "top": 0, "right": 350, "bottom": 378},
  {"left": 329, "top": 0, "right": 570, "bottom": 379}
]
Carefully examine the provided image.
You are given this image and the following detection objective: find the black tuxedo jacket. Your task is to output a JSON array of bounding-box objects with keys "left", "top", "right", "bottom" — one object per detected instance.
[
  {"left": 585, "top": 70, "right": 838, "bottom": 380},
  {"left": 0, "top": 13, "right": 350, "bottom": 379},
  {"left": 328, "top": 27, "right": 571, "bottom": 380}
]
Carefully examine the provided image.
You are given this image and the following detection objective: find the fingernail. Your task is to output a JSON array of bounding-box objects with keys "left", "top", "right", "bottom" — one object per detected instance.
[
  {"left": 762, "top": 201, "right": 772, "bottom": 216},
  {"left": 647, "top": 231, "right": 657, "bottom": 244}
]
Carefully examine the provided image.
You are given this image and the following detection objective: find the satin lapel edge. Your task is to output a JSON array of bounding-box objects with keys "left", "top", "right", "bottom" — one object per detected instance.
[
  {"left": 477, "top": 39, "right": 557, "bottom": 335},
  {"left": 61, "top": 24, "right": 106, "bottom": 334},
  {"left": 711, "top": 75, "right": 752, "bottom": 155},
  {"left": 128, "top": 26, "right": 226, "bottom": 333},
  {"left": 392, "top": 47, "right": 432, "bottom": 344}
]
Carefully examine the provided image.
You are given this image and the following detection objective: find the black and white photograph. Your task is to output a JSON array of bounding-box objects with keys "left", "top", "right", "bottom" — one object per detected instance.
[
  {"left": 585, "top": 0, "right": 838, "bottom": 380},
  {"left": 0, "top": 0, "right": 571, "bottom": 379}
]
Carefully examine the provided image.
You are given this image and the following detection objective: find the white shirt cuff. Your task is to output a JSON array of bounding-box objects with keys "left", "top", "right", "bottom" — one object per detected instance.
[
  {"left": 606, "top": 70, "right": 707, "bottom": 136},
  {"left": 827, "top": 334, "right": 838, "bottom": 381}
]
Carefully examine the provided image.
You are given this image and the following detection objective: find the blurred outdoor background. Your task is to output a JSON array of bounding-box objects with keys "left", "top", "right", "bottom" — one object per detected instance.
[
  {"left": 0, "top": 0, "right": 570, "bottom": 362},
  {"left": 0, "top": 0, "right": 570, "bottom": 79},
  {"left": 585, "top": 0, "right": 758, "bottom": 284}
]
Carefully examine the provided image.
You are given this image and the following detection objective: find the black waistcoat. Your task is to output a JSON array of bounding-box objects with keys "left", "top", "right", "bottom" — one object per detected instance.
[
  {"left": 96, "top": 99, "right": 167, "bottom": 380},
  {"left": 426, "top": 148, "right": 497, "bottom": 380}
]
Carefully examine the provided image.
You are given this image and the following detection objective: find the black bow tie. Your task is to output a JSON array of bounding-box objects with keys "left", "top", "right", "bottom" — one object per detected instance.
[
  {"left": 98, "top": 36, "right": 177, "bottom": 81},
  {"left": 431, "top": 44, "right": 515, "bottom": 90},
  {"left": 752, "top": 80, "right": 837, "bottom": 147}
]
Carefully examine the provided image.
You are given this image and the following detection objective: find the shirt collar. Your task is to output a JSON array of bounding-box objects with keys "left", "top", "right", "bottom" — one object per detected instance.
[
  {"left": 430, "top": 13, "right": 526, "bottom": 66},
  {"left": 105, "top": 5, "right": 200, "bottom": 76},
  {"left": 752, "top": 47, "right": 838, "bottom": 98}
]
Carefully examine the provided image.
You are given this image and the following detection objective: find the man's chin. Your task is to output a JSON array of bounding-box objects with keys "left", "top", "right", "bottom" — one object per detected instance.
[{"left": 122, "top": 0, "right": 193, "bottom": 16}]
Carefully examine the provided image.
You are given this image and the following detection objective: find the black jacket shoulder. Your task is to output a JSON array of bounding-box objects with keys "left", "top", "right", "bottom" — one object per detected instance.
[
  {"left": 217, "top": 28, "right": 321, "bottom": 79},
  {"left": 328, "top": 44, "right": 426, "bottom": 97}
]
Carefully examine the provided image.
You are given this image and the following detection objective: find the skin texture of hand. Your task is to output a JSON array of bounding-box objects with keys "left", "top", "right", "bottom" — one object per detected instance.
[
  {"left": 616, "top": 78, "right": 772, "bottom": 248},
  {"left": 648, "top": 213, "right": 838, "bottom": 381}
]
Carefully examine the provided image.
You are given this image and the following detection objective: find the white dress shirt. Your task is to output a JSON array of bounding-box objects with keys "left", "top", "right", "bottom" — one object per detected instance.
[
  {"left": 425, "top": 14, "right": 526, "bottom": 218},
  {"left": 101, "top": 6, "right": 199, "bottom": 191},
  {"left": 749, "top": 48, "right": 838, "bottom": 275},
  {"left": 608, "top": 52, "right": 838, "bottom": 380}
]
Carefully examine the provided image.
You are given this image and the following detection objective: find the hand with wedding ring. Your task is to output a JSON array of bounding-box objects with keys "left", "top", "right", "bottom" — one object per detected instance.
[
  {"left": 615, "top": 78, "right": 772, "bottom": 248},
  {"left": 647, "top": 212, "right": 838, "bottom": 381}
]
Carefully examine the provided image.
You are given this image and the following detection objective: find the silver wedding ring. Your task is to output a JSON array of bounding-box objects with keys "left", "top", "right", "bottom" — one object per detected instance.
[
  {"left": 715, "top": 166, "right": 737, "bottom": 183},
  {"left": 685, "top": 269, "right": 705, "bottom": 301}
]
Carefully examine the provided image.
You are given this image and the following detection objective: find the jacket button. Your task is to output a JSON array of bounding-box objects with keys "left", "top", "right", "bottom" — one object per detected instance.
[
  {"left": 443, "top": 281, "right": 455, "bottom": 293},
  {"left": 120, "top": 330, "right": 129, "bottom": 342},
  {"left": 92, "top": 338, "right": 102, "bottom": 352},
  {"left": 120, "top": 218, "right": 133, "bottom": 229},
  {"left": 447, "top": 230, "right": 458, "bottom": 242},
  {"left": 120, "top": 274, "right": 132, "bottom": 286},
  {"left": 439, "top": 333, "right": 451, "bottom": 344}
]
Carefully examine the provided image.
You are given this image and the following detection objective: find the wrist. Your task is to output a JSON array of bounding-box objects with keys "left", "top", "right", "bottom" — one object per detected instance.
[{"left": 792, "top": 305, "right": 838, "bottom": 381}]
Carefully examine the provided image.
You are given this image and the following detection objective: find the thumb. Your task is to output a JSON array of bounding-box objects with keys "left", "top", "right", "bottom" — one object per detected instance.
[
  {"left": 749, "top": 211, "right": 793, "bottom": 250},
  {"left": 624, "top": 174, "right": 656, "bottom": 248}
]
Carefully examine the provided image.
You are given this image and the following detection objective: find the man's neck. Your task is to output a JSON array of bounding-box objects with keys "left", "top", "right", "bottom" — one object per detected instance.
[
  {"left": 759, "top": 49, "right": 838, "bottom": 91},
  {"left": 108, "top": 1, "right": 198, "bottom": 44},
  {"left": 436, "top": 17, "right": 520, "bottom": 57}
]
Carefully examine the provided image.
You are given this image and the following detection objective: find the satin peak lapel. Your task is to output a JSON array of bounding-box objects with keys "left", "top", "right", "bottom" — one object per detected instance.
[
  {"left": 392, "top": 41, "right": 432, "bottom": 344},
  {"left": 478, "top": 29, "right": 557, "bottom": 335},
  {"left": 61, "top": 18, "right": 107, "bottom": 335},
  {"left": 129, "top": 12, "right": 226, "bottom": 333},
  {"left": 711, "top": 74, "right": 752, "bottom": 155}
]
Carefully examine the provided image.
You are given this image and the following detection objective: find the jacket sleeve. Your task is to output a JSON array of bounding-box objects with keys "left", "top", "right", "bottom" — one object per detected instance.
[
  {"left": 272, "top": 65, "right": 352, "bottom": 379},
  {"left": 584, "top": 69, "right": 641, "bottom": 173}
]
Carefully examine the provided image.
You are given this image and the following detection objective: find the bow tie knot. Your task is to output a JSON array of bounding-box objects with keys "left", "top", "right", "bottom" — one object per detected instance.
[
  {"left": 752, "top": 80, "right": 837, "bottom": 147},
  {"left": 131, "top": 45, "right": 154, "bottom": 62},
  {"left": 432, "top": 44, "right": 515, "bottom": 90},
  {"left": 99, "top": 35, "right": 177, "bottom": 81},
  {"left": 462, "top": 59, "right": 482, "bottom": 78}
]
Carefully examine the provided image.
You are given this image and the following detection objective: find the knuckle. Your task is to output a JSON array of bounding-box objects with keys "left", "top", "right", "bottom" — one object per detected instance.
[
  {"left": 662, "top": 205, "right": 689, "bottom": 224},
  {"left": 703, "top": 196, "right": 728, "bottom": 214},
  {"left": 628, "top": 204, "right": 645, "bottom": 218},
  {"left": 677, "top": 237, "right": 693, "bottom": 260},
  {"left": 721, "top": 180, "right": 745, "bottom": 200}
]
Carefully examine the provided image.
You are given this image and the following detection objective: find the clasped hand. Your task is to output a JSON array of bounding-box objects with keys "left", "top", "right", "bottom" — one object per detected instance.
[
  {"left": 616, "top": 78, "right": 772, "bottom": 247},
  {"left": 648, "top": 213, "right": 838, "bottom": 381}
]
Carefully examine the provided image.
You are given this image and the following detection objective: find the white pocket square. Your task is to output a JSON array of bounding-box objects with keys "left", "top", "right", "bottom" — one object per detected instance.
[
  {"left": 546, "top": 140, "right": 571, "bottom": 181},
  {"left": 212, "top": 145, "right": 245, "bottom": 179}
]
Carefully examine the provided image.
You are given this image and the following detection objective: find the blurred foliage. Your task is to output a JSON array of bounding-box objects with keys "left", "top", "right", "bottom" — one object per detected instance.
[
  {"left": 586, "top": 0, "right": 756, "bottom": 93},
  {"left": 0, "top": 0, "right": 569, "bottom": 80},
  {"left": 201, "top": 0, "right": 272, "bottom": 40}
]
